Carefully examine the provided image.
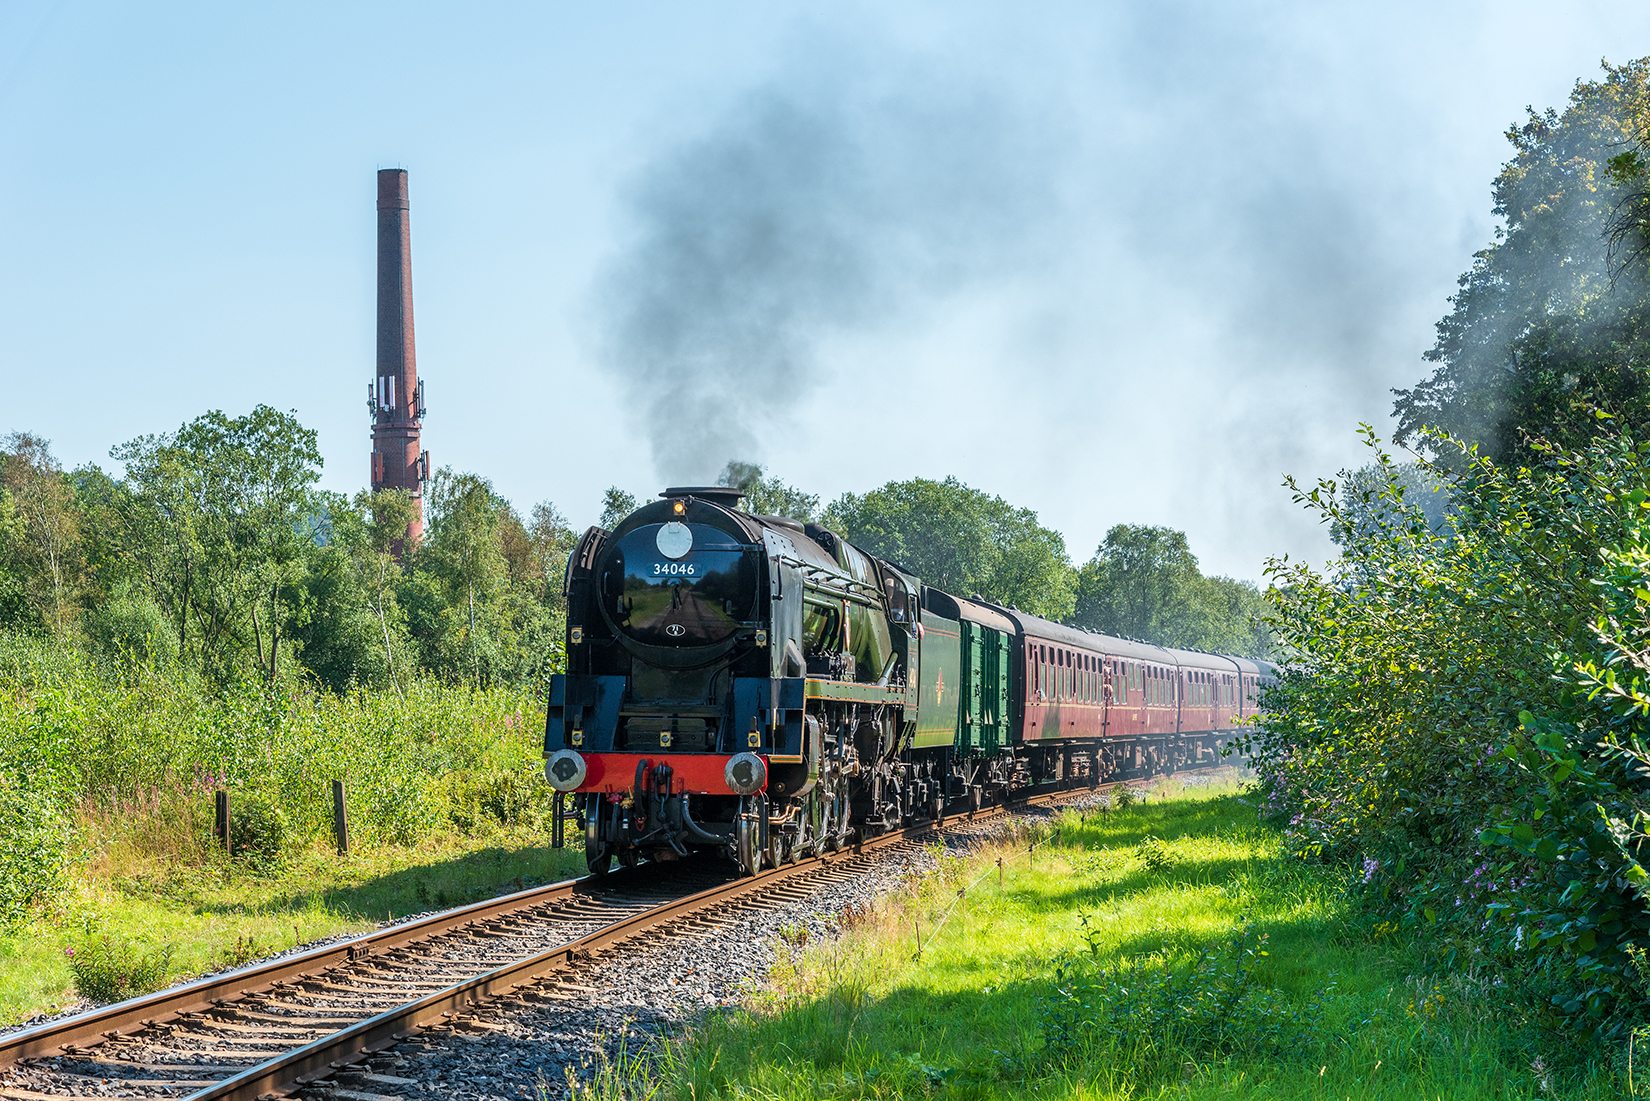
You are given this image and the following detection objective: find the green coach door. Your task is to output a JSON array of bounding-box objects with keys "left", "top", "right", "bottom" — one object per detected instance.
[{"left": 960, "top": 620, "right": 1010, "bottom": 755}]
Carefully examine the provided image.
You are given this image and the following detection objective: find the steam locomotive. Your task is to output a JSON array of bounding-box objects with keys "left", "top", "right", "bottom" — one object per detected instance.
[{"left": 544, "top": 487, "right": 1273, "bottom": 874}]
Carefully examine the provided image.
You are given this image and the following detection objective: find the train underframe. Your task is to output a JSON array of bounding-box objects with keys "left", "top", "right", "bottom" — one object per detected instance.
[{"left": 578, "top": 701, "right": 1238, "bottom": 876}]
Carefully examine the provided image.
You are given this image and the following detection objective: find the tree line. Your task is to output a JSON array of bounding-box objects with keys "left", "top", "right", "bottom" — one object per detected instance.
[
  {"left": 0, "top": 407, "right": 577, "bottom": 692},
  {"left": 0, "top": 418, "right": 1272, "bottom": 696}
]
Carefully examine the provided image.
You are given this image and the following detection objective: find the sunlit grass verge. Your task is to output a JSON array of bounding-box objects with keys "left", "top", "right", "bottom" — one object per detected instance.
[{"left": 618, "top": 776, "right": 1628, "bottom": 1101}]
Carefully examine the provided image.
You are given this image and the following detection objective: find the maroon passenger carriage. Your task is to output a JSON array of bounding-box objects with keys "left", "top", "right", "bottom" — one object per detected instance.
[{"left": 987, "top": 605, "right": 1271, "bottom": 788}]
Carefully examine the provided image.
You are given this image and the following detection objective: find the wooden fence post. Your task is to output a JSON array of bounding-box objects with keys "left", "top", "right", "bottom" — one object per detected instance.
[
  {"left": 331, "top": 779, "right": 349, "bottom": 855},
  {"left": 214, "top": 790, "right": 231, "bottom": 853}
]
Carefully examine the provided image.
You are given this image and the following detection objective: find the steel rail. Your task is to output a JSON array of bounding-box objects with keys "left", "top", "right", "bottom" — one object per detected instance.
[
  {"left": 0, "top": 866, "right": 676, "bottom": 1067},
  {"left": 0, "top": 774, "right": 1115, "bottom": 1099},
  {"left": 194, "top": 783, "right": 1093, "bottom": 1100}
]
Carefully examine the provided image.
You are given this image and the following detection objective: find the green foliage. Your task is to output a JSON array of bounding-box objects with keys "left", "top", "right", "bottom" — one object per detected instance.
[
  {"left": 716, "top": 460, "right": 821, "bottom": 522},
  {"left": 1394, "top": 59, "right": 1650, "bottom": 464},
  {"left": 599, "top": 487, "right": 640, "bottom": 530},
  {"left": 0, "top": 631, "right": 547, "bottom": 900},
  {"left": 1256, "top": 423, "right": 1650, "bottom": 1039},
  {"left": 0, "top": 774, "right": 67, "bottom": 930},
  {"left": 226, "top": 790, "right": 289, "bottom": 869},
  {"left": 81, "top": 578, "right": 177, "bottom": 668},
  {"left": 1134, "top": 832, "right": 1176, "bottom": 873},
  {"left": 0, "top": 412, "right": 574, "bottom": 695},
  {"left": 1073, "top": 524, "right": 1272, "bottom": 655},
  {"left": 825, "top": 476, "right": 1076, "bottom": 619},
  {"left": 0, "top": 432, "right": 83, "bottom": 636},
  {"left": 1333, "top": 460, "right": 1453, "bottom": 548},
  {"left": 64, "top": 935, "right": 174, "bottom": 1003},
  {"left": 1040, "top": 924, "right": 1325, "bottom": 1073}
]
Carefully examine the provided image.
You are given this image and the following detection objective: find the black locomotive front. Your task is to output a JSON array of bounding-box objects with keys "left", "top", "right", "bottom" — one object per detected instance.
[{"left": 545, "top": 484, "right": 933, "bottom": 874}]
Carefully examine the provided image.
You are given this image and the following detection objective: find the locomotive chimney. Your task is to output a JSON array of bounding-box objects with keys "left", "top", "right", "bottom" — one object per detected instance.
[{"left": 370, "top": 168, "right": 426, "bottom": 548}]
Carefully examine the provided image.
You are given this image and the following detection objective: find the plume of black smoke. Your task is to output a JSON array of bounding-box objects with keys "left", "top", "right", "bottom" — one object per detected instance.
[{"left": 593, "top": 64, "right": 1057, "bottom": 482}]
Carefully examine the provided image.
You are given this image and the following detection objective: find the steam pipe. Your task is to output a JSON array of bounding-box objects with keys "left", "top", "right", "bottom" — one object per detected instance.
[{"left": 677, "top": 795, "right": 730, "bottom": 844}]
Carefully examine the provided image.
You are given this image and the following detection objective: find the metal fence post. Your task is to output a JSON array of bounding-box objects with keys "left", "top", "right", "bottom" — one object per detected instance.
[
  {"left": 552, "top": 792, "right": 566, "bottom": 849},
  {"left": 331, "top": 779, "right": 349, "bottom": 855}
]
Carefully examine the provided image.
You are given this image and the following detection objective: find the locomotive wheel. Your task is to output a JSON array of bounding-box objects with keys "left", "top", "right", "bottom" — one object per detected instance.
[
  {"left": 765, "top": 823, "right": 786, "bottom": 868},
  {"left": 736, "top": 796, "right": 760, "bottom": 876}
]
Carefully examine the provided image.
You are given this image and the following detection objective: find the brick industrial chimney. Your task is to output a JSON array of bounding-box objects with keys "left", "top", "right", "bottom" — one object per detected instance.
[{"left": 369, "top": 168, "right": 427, "bottom": 547}]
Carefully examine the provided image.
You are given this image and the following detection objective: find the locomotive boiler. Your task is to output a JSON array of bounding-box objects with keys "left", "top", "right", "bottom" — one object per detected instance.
[{"left": 544, "top": 487, "right": 1272, "bottom": 875}]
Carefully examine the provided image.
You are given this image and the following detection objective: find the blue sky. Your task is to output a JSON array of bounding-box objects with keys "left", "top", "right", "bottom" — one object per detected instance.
[{"left": 3, "top": 2, "right": 1648, "bottom": 580}]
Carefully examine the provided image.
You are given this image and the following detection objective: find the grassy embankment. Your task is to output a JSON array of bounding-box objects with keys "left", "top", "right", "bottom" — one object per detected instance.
[
  {"left": 624, "top": 776, "right": 1625, "bottom": 1101},
  {"left": 0, "top": 634, "right": 582, "bottom": 1024}
]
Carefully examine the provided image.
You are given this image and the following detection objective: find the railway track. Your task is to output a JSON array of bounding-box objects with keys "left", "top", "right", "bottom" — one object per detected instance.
[{"left": 0, "top": 781, "right": 1108, "bottom": 1100}]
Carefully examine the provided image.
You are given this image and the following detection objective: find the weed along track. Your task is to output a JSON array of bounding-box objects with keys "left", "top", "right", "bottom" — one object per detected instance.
[{"left": 0, "top": 783, "right": 1102, "bottom": 1099}]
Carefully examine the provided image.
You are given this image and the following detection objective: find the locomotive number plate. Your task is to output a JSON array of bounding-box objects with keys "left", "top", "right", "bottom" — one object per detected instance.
[{"left": 651, "top": 561, "right": 698, "bottom": 576}]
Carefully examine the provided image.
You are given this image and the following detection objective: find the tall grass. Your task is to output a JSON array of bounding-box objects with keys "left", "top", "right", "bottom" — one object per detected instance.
[{"left": 0, "top": 631, "right": 552, "bottom": 918}]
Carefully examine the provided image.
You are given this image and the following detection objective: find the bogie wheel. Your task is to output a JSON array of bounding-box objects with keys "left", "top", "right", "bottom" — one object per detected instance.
[{"left": 737, "top": 800, "right": 760, "bottom": 876}]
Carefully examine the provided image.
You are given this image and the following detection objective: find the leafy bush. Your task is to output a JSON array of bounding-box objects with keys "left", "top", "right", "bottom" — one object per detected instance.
[
  {"left": 65, "top": 935, "right": 174, "bottom": 1003},
  {"left": 1135, "top": 833, "right": 1175, "bottom": 873},
  {"left": 82, "top": 580, "right": 177, "bottom": 669},
  {"left": 226, "top": 790, "right": 289, "bottom": 868},
  {"left": 1256, "top": 425, "right": 1650, "bottom": 1038},
  {"left": 1040, "top": 923, "right": 1325, "bottom": 1074},
  {"left": 445, "top": 767, "right": 554, "bottom": 834},
  {"left": 0, "top": 774, "right": 65, "bottom": 928}
]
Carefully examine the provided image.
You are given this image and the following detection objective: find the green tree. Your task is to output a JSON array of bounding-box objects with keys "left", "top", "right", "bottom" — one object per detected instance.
[
  {"left": 415, "top": 468, "right": 504, "bottom": 683},
  {"left": 113, "top": 406, "right": 323, "bottom": 681},
  {"left": 599, "top": 487, "right": 639, "bottom": 529},
  {"left": 716, "top": 460, "right": 821, "bottom": 521},
  {"left": 0, "top": 485, "right": 34, "bottom": 631},
  {"left": 1333, "top": 459, "right": 1452, "bottom": 549},
  {"left": 0, "top": 433, "right": 83, "bottom": 636},
  {"left": 1394, "top": 60, "right": 1650, "bottom": 462},
  {"left": 1074, "top": 525, "right": 1201, "bottom": 644},
  {"left": 826, "top": 477, "right": 1075, "bottom": 619},
  {"left": 285, "top": 491, "right": 413, "bottom": 693},
  {"left": 526, "top": 502, "right": 578, "bottom": 617},
  {"left": 1073, "top": 524, "right": 1270, "bottom": 655}
]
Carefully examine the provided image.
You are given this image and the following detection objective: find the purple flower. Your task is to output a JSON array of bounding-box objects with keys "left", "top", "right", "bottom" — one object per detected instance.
[{"left": 1361, "top": 856, "right": 1379, "bottom": 883}]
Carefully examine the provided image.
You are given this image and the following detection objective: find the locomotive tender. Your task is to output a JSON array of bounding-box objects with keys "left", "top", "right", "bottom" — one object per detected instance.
[{"left": 544, "top": 487, "right": 1273, "bottom": 874}]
